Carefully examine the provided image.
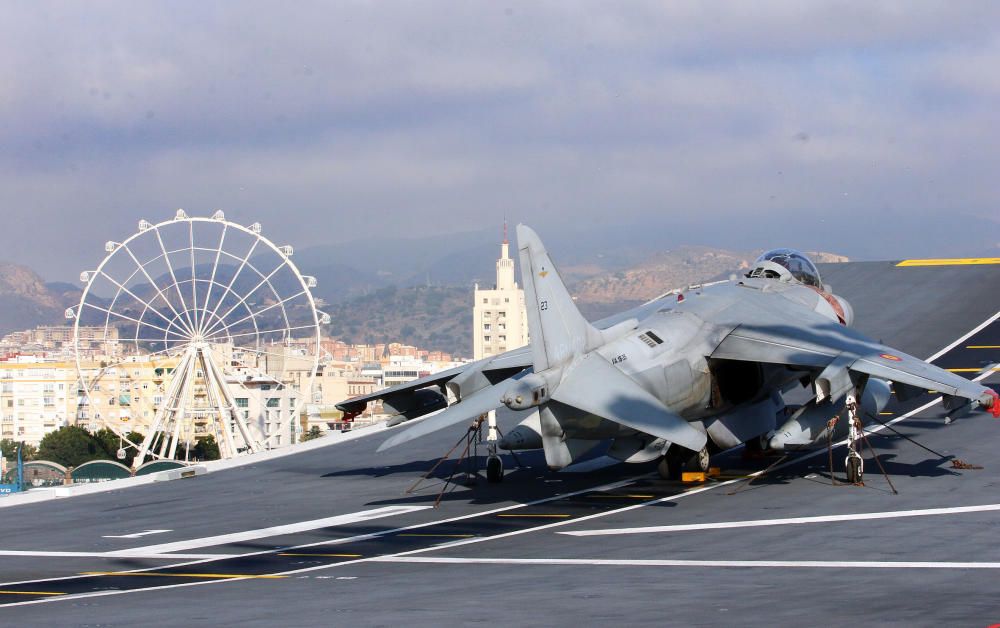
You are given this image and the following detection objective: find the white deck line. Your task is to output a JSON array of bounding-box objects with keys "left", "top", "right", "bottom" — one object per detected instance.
[
  {"left": 562, "top": 503, "right": 1000, "bottom": 536},
  {"left": 0, "top": 473, "right": 645, "bottom": 590},
  {"left": 0, "top": 551, "right": 226, "bottom": 559},
  {"left": 924, "top": 309, "right": 1000, "bottom": 362},
  {"left": 371, "top": 556, "right": 1000, "bottom": 570},
  {"left": 107, "top": 505, "right": 431, "bottom": 556}
]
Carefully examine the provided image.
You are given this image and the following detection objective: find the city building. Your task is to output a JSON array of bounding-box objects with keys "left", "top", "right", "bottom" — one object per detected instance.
[
  {"left": 232, "top": 375, "right": 301, "bottom": 449},
  {"left": 0, "top": 321, "right": 468, "bottom": 450},
  {"left": 1, "top": 326, "right": 118, "bottom": 357},
  {"left": 309, "top": 362, "right": 380, "bottom": 430},
  {"left": 473, "top": 226, "right": 529, "bottom": 360},
  {"left": 74, "top": 355, "right": 180, "bottom": 439},
  {"left": 1, "top": 359, "right": 77, "bottom": 445}
]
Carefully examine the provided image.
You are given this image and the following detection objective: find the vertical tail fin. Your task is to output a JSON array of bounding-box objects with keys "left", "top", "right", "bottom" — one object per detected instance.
[{"left": 517, "top": 224, "right": 604, "bottom": 371}]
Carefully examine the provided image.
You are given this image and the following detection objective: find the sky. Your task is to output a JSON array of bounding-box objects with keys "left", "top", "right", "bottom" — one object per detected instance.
[{"left": 0, "top": 1, "right": 997, "bottom": 281}]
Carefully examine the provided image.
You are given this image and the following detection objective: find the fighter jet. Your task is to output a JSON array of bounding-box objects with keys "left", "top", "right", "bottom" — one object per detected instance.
[{"left": 337, "top": 225, "right": 999, "bottom": 483}]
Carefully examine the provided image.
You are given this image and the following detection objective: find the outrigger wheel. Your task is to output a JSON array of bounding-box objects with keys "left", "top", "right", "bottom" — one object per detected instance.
[
  {"left": 845, "top": 453, "right": 864, "bottom": 484},
  {"left": 486, "top": 455, "right": 504, "bottom": 483}
]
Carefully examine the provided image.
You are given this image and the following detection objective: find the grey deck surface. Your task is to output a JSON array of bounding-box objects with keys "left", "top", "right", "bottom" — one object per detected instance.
[{"left": 0, "top": 260, "right": 998, "bottom": 627}]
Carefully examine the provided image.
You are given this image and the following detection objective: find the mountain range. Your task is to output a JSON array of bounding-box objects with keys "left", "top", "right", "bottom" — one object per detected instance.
[
  {"left": 0, "top": 264, "right": 81, "bottom": 338},
  {"left": 0, "top": 244, "right": 847, "bottom": 357}
]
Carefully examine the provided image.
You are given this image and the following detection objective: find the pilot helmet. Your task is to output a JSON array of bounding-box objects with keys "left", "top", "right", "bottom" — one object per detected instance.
[{"left": 747, "top": 248, "right": 823, "bottom": 289}]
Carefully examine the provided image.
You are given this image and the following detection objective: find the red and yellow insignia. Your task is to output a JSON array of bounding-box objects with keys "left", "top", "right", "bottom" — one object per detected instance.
[{"left": 879, "top": 353, "right": 902, "bottom": 362}]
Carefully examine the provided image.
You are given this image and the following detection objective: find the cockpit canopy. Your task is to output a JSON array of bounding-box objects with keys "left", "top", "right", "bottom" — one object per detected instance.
[{"left": 747, "top": 248, "right": 823, "bottom": 289}]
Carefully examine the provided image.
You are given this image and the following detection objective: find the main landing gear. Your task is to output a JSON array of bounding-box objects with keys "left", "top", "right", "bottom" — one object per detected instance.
[{"left": 657, "top": 445, "right": 711, "bottom": 480}]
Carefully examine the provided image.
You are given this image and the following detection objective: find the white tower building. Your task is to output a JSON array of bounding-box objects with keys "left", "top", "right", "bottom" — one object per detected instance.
[{"left": 473, "top": 225, "right": 529, "bottom": 360}]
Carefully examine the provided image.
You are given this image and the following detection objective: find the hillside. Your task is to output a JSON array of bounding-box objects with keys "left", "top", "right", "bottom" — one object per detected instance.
[
  {"left": 574, "top": 247, "right": 848, "bottom": 304},
  {"left": 0, "top": 247, "right": 847, "bottom": 357},
  {"left": 0, "top": 263, "right": 79, "bottom": 336},
  {"left": 322, "top": 247, "right": 847, "bottom": 356},
  {"left": 324, "top": 285, "right": 473, "bottom": 359}
]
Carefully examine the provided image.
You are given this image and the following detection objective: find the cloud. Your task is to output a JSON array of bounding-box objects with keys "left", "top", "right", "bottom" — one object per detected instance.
[{"left": 0, "top": 1, "right": 996, "bottom": 279}]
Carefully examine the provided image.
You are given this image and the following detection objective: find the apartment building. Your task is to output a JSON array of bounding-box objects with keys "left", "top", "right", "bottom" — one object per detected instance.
[{"left": 472, "top": 231, "right": 529, "bottom": 360}]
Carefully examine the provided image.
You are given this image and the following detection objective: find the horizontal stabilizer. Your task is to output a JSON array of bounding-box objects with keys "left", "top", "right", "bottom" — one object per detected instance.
[
  {"left": 551, "top": 352, "right": 707, "bottom": 452},
  {"left": 376, "top": 377, "right": 519, "bottom": 452}
]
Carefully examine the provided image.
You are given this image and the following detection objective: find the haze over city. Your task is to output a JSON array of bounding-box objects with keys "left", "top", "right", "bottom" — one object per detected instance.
[{"left": 0, "top": 2, "right": 997, "bottom": 281}]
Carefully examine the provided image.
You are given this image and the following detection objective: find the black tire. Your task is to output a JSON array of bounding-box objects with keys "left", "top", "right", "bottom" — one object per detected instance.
[
  {"left": 658, "top": 452, "right": 684, "bottom": 480},
  {"left": 486, "top": 456, "right": 504, "bottom": 483},
  {"left": 846, "top": 456, "right": 862, "bottom": 484}
]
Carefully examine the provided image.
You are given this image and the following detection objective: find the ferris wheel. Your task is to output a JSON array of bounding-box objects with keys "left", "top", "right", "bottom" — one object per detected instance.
[{"left": 68, "top": 210, "right": 328, "bottom": 467}]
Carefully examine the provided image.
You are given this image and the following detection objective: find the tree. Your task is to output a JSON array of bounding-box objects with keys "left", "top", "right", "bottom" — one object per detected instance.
[
  {"left": 37, "top": 426, "right": 107, "bottom": 467},
  {"left": 89, "top": 428, "right": 145, "bottom": 467},
  {"left": 192, "top": 435, "right": 220, "bottom": 461},
  {"left": 0, "top": 439, "right": 15, "bottom": 461},
  {"left": 301, "top": 426, "right": 323, "bottom": 442},
  {"left": 1, "top": 439, "right": 36, "bottom": 462},
  {"left": 123, "top": 431, "right": 145, "bottom": 467},
  {"left": 92, "top": 428, "right": 122, "bottom": 460}
]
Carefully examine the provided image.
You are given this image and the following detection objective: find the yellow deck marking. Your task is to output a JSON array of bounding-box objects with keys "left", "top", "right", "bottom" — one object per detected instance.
[
  {"left": 0, "top": 590, "right": 66, "bottom": 596},
  {"left": 396, "top": 534, "right": 474, "bottom": 538},
  {"left": 278, "top": 553, "right": 362, "bottom": 558},
  {"left": 81, "top": 571, "right": 286, "bottom": 579},
  {"left": 879, "top": 412, "right": 894, "bottom": 416},
  {"left": 587, "top": 494, "right": 656, "bottom": 499},
  {"left": 946, "top": 367, "right": 1000, "bottom": 373},
  {"left": 896, "top": 258, "right": 1000, "bottom": 267},
  {"left": 968, "top": 346, "right": 1000, "bottom": 350},
  {"left": 496, "top": 514, "right": 571, "bottom": 519}
]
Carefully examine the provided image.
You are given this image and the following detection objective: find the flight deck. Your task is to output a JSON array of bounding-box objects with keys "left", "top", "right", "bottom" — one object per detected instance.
[{"left": 0, "top": 260, "right": 998, "bottom": 626}]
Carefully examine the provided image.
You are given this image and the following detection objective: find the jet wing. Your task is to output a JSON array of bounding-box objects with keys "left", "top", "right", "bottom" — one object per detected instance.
[
  {"left": 712, "top": 321, "right": 992, "bottom": 405},
  {"left": 335, "top": 364, "right": 457, "bottom": 418},
  {"left": 376, "top": 376, "right": 525, "bottom": 451},
  {"left": 335, "top": 347, "right": 532, "bottom": 420}
]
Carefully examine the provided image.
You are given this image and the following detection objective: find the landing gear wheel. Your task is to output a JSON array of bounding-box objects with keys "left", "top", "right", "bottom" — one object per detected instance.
[
  {"left": 690, "top": 446, "right": 711, "bottom": 473},
  {"left": 657, "top": 454, "right": 683, "bottom": 480},
  {"left": 845, "top": 455, "right": 863, "bottom": 484},
  {"left": 486, "top": 456, "right": 504, "bottom": 483},
  {"left": 656, "top": 447, "right": 694, "bottom": 480}
]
